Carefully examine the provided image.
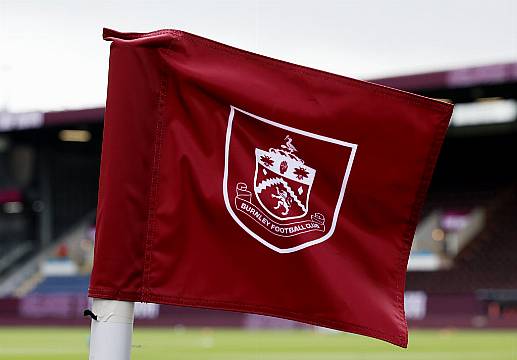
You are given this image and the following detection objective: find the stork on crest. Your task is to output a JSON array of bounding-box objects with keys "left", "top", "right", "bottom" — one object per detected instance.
[{"left": 281, "top": 135, "right": 297, "bottom": 153}]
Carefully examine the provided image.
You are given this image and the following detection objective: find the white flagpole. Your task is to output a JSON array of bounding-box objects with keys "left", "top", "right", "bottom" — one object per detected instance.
[{"left": 88, "top": 299, "right": 135, "bottom": 360}]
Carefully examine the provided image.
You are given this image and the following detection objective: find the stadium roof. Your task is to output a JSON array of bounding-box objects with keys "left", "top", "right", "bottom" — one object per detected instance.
[
  {"left": 372, "top": 62, "right": 517, "bottom": 92},
  {"left": 1, "top": 62, "right": 516, "bottom": 132}
]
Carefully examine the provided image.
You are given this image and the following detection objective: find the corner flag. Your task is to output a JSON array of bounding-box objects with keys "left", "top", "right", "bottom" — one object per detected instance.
[{"left": 89, "top": 28, "right": 453, "bottom": 347}]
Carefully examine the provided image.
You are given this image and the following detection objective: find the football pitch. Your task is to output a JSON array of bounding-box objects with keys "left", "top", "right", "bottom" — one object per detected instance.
[{"left": 0, "top": 327, "right": 515, "bottom": 359}]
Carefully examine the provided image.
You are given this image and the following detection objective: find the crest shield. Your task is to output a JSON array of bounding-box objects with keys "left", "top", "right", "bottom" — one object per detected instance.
[
  {"left": 254, "top": 145, "right": 315, "bottom": 221},
  {"left": 223, "top": 106, "right": 357, "bottom": 253}
]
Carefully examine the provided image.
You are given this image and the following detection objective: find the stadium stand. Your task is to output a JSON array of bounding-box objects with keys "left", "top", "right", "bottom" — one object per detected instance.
[
  {"left": 0, "top": 62, "right": 516, "bottom": 328},
  {"left": 29, "top": 275, "right": 90, "bottom": 295},
  {"left": 407, "top": 185, "right": 517, "bottom": 293}
]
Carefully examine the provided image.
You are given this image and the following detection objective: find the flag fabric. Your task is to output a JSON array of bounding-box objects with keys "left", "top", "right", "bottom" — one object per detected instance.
[{"left": 89, "top": 28, "right": 453, "bottom": 347}]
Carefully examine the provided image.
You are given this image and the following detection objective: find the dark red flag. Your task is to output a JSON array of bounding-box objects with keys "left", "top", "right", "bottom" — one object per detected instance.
[{"left": 89, "top": 28, "right": 453, "bottom": 347}]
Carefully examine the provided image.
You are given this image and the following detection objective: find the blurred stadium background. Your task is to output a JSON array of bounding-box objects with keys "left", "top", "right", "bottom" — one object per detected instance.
[{"left": 0, "top": 61, "right": 516, "bottom": 358}]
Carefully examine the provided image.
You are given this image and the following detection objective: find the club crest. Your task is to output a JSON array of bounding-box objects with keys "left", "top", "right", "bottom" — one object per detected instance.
[
  {"left": 223, "top": 106, "right": 357, "bottom": 253},
  {"left": 254, "top": 135, "right": 315, "bottom": 221}
]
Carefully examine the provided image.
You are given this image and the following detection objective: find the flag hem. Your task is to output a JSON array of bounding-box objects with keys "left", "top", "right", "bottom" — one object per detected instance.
[
  {"left": 103, "top": 28, "right": 453, "bottom": 114},
  {"left": 391, "top": 104, "right": 453, "bottom": 346},
  {"left": 88, "top": 287, "right": 408, "bottom": 347}
]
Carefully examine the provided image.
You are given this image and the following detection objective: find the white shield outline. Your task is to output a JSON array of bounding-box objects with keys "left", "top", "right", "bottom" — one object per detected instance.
[{"left": 223, "top": 106, "right": 358, "bottom": 254}]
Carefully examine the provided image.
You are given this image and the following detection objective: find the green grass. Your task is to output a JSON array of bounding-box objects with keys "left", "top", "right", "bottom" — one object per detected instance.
[{"left": 0, "top": 327, "right": 516, "bottom": 359}]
